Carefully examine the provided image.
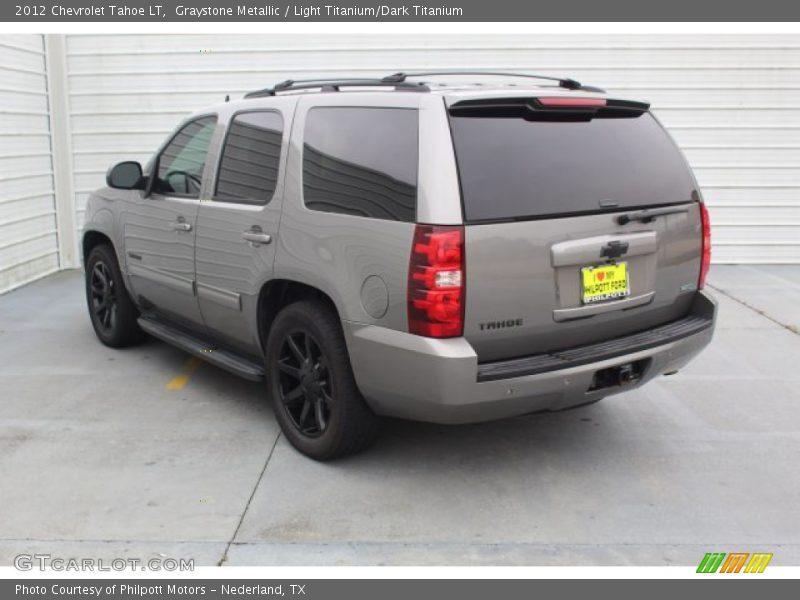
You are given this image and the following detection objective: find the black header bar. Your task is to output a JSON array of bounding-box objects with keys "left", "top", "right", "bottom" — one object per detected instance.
[{"left": 4, "top": 0, "right": 800, "bottom": 22}]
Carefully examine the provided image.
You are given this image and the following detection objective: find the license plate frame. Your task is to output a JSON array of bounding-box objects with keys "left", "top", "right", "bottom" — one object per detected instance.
[{"left": 581, "top": 262, "right": 631, "bottom": 305}]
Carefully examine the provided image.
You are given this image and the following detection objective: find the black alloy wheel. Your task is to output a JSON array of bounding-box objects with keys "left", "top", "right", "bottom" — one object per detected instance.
[
  {"left": 84, "top": 243, "right": 145, "bottom": 348},
  {"left": 89, "top": 260, "right": 117, "bottom": 334},
  {"left": 266, "top": 300, "right": 380, "bottom": 460},
  {"left": 277, "top": 329, "right": 333, "bottom": 437}
]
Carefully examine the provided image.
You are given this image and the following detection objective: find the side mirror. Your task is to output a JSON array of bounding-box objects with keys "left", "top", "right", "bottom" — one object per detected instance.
[{"left": 106, "top": 161, "right": 144, "bottom": 190}]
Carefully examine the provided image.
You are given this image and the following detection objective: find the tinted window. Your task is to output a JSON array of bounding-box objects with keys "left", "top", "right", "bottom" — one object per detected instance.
[
  {"left": 154, "top": 116, "right": 216, "bottom": 197},
  {"left": 303, "top": 107, "right": 417, "bottom": 222},
  {"left": 215, "top": 111, "right": 284, "bottom": 205},
  {"left": 449, "top": 111, "right": 697, "bottom": 222}
]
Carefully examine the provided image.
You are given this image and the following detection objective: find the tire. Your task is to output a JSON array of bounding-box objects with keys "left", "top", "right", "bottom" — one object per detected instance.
[
  {"left": 85, "top": 244, "right": 145, "bottom": 348},
  {"left": 266, "top": 299, "right": 380, "bottom": 460}
]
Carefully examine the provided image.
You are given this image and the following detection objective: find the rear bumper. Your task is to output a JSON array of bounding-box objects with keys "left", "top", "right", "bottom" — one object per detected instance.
[{"left": 343, "top": 291, "right": 716, "bottom": 425}]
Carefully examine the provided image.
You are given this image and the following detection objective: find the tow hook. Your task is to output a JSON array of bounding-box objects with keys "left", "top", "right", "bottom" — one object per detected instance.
[
  {"left": 618, "top": 364, "right": 635, "bottom": 385},
  {"left": 589, "top": 359, "right": 649, "bottom": 391}
]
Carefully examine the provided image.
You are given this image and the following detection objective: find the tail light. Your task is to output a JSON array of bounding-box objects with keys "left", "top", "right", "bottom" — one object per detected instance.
[
  {"left": 699, "top": 203, "right": 711, "bottom": 289},
  {"left": 408, "top": 224, "right": 465, "bottom": 338}
]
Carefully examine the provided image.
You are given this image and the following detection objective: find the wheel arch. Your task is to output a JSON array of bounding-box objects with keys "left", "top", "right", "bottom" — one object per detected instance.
[
  {"left": 82, "top": 230, "right": 116, "bottom": 268},
  {"left": 256, "top": 279, "right": 343, "bottom": 354}
]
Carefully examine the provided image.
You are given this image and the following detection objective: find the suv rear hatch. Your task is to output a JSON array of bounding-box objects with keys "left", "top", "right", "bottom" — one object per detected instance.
[{"left": 447, "top": 94, "right": 705, "bottom": 362}]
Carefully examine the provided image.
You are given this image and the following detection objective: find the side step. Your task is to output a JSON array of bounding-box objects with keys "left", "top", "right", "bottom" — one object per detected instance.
[{"left": 137, "top": 317, "right": 265, "bottom": 382}]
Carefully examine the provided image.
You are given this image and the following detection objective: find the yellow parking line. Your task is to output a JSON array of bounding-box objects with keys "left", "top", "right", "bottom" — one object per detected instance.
[{"left": 166, "top": 356, "right": 203, "bottom": 390}]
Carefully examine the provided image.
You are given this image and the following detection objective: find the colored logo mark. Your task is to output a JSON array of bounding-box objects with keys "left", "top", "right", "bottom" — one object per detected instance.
[{"left": 697, "top": 552, "right": 773, "bottom": 573}]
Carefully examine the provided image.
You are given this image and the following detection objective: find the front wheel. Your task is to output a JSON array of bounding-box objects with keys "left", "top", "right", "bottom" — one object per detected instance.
[
  {"left": 85, "top": 244, "right": 145, "bottom": 348},
  {"left": 266, "top": 300, "right": 380, "bottom": 460}
]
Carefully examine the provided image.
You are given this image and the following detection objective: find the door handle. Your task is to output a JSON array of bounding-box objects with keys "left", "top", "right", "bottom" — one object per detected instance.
[
  {"left": 170, "top": 221, "right": 192, "bottom": 232},
  {"left": 242, "top": 230, "right": 272, "bottom": 245}
]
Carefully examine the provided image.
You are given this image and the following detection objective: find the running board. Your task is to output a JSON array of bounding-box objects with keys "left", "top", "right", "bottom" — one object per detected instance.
[{"left": 137, "top": 317, "right": 264, "bottom": 382}]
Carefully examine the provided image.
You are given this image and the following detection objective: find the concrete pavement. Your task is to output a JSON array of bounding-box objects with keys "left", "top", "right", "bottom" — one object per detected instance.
[{"left": 0, "top": 266, "right": 798, "bottom": 566}]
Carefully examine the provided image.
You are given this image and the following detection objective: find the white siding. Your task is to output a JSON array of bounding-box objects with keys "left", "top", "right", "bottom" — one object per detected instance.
[
  {"left": 0, "top": 35, "right": 59, "bottom": 293},
  {"left": 61, "top": 34, "right": 800, "bottom": 263}
]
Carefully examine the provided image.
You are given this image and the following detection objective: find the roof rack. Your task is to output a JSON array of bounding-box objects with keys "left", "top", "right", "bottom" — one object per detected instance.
[
  {"left": 244, "top": 78, "right": 429, "bottom": 98},
  {"left": 243, "top": 72, "right": 605, "bottom": 99},
  {"left": 382, "top": 71, "right": 590, "bottom": 91}
]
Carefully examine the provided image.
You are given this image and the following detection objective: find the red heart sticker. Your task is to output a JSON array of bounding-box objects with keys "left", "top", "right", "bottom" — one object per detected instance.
[{"left": 596, "top": 271, "right": 605, "bottom": 281}]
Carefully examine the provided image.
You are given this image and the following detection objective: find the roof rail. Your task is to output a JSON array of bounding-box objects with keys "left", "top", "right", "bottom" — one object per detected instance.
[
  {"left": 382, "top": 71, "right": 591, "bottom": 91},
  {"left": 244, "top": 78, "right": 429, "bottom": 98}
]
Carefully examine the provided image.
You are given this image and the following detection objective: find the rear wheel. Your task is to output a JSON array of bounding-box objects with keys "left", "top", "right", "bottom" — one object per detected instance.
[
  {"left": 85, "top": 244, "right": 145, "bottom": 347},
  {"left": 266, "top": 300, "right": 380, "bottom": 460}
]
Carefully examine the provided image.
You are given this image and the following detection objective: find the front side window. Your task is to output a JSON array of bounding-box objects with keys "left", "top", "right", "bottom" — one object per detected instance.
[
  {"left": 302, "top": 107, "right": 418, "bottom": 222},
  {"left": 153, "top": 116, "right": 216, "bottom": 197},
  {"left": 215, "top": 111, "right": 284, "bottom": 205}
]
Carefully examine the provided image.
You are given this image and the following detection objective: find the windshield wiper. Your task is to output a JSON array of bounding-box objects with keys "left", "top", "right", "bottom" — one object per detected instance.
[{"left": 617, "top": 205, "right": 691, "bottom": 225}]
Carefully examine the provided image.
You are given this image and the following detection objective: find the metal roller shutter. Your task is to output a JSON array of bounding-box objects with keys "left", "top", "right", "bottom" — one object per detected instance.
[
  {"left": 0, "top": 35, "right": 59, "bottom": 293},
  {"left": 58, "top": 34, "right": 800, "bottom": 264}
]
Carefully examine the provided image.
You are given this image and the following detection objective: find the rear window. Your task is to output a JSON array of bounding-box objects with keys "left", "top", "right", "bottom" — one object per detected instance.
[{"left": 448, "top": 110, "right": 697, "bottom": 222}]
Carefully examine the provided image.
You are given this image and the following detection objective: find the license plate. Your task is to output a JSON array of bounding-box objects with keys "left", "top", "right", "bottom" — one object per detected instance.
[{"left": 581, "top": 262, "right": 630, "bottom": 304}]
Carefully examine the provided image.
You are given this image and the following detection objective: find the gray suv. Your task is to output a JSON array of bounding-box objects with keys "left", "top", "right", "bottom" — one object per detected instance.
[{"left": 83, "top": 72, "right": 716, "bottom": 460}]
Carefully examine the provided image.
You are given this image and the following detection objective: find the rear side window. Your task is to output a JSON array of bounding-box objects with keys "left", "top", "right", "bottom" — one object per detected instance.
[
  {"left": 154, "top": 116, "right": 216, "bottom": 198},
  {"left": 215, "top": 111, "right": 284, "bottom": 205},
  {"left": 448, "top": 110, "right": 697, "bottom": 222},
  {"left": 302, "top": 107, "right": 417, "bottom": 222}
]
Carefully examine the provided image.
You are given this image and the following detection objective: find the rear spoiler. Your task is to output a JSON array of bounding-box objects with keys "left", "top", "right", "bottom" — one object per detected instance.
[{"left": 448, "top": 97, "right": 650, "bottom": 120}]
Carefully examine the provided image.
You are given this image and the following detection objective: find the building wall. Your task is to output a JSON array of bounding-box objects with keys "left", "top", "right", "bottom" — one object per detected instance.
[
  {"left": 1, "top": 33, "right": 797, "bottom": 295},
  {"left": 0, "top": 35, "right": 59, "bottom": 293},
  {"left": 64, "top": 34, "right": 800, "bottom": 263}
]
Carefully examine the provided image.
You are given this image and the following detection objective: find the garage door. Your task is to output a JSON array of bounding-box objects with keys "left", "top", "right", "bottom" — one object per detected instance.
[
  {"left": 0, "top": 35, "right": 59, "bottom": 293},
  {"left": 63, "top": 34, "right": 800, "bottom": 264}
]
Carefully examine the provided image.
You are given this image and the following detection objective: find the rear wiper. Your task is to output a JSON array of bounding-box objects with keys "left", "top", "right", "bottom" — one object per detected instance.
[{"left": 617, "top": 205, "right": 690, "bottom": 225}]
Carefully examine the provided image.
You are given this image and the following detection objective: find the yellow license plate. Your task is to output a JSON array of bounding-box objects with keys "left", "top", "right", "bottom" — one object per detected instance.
[{"left": 581, "top": 262, "right": 630, "bottom": 304}]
